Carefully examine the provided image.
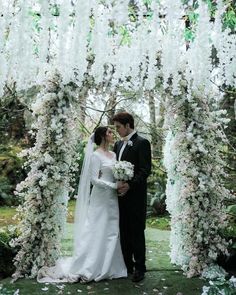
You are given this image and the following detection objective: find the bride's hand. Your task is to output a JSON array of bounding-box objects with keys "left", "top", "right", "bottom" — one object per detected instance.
[
  {"left": 117, "top": 181, "right": 124, "bottom": 190},
  {"left": 117, "top": 181, "right": 126, "bottom": 196}
]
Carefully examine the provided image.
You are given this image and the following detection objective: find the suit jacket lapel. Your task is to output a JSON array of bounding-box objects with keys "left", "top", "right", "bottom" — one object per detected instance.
[
  {"left": 121, "top": 132, "right": 138, "bottom": 161},
  {"left": 116, "top": 141, "right": 123, "bottom": 160}
]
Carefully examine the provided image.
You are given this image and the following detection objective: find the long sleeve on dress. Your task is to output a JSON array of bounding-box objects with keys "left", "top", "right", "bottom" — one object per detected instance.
[{"left": 90, "top": 153, "right": 117, "bottom": 190}]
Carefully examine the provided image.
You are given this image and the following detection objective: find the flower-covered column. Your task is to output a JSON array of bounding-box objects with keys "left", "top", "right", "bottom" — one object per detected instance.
[
  {"left": 163, "top": 88, "right": 232, "bottom": 277},
  {"left": 11, "top": 72, "right": 78, "bottom": 279}
]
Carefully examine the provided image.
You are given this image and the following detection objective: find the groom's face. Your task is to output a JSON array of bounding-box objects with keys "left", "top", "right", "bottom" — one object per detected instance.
[{"left": 114, "top": 121, "right": 129, "bottom": 138}]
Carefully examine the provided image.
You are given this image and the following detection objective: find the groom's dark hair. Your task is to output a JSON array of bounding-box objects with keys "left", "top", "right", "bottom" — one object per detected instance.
[{"left": 112, "top": 112, "right": 134, "bottom": 129}]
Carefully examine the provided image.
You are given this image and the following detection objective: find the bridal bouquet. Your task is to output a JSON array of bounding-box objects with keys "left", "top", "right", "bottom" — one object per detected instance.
[{"left": 113, "top": 161, "right": 134, "bottom": 181}]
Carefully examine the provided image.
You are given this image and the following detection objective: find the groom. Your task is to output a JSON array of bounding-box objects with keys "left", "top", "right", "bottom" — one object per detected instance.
[{"left": 113, "top": 112, "right": 151, "bottom": 282}]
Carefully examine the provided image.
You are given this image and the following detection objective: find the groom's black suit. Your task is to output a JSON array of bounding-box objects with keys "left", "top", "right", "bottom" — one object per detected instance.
[{"left": 114, "top": 132, "right": 151, "bottom": 273}]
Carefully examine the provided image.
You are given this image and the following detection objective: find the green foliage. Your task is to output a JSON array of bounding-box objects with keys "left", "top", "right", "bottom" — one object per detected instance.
[
  {"left": 0, "top": 177, "right": 13, "bottom": 206},
  {"left": 202, "top": 277, "right": 236, "bottom": 295},
  {"left": 183, "top": 1, "right": 236, "bottom": 42},
  {"left": 188, "top": 11, "right": 199, "bottom": 24},
  {"left": 223, "top": 7, "right": 236, "bottom": 31},
  {"left": 148, "top": 159, "right": 167, "bottom": 216},
  {"left": 224, "top": 204, "right": 236, "bottom": 243},
  {"left": 128, "top": 5, "right": 138, "bottom": 22},
  {"left": 119, "top": 25, "right": 131, "bottom": 46},
  {"left": 143, "top": 0, "right": 152, "bottom": 6},
  {"left": 0, "top": 207, "right": 17, "bottom": 228},
  {"left": 221, "top": 88, "right": 236, "bottom": 193},
  {"left": 29, "top": 9, "right": 41, "bottom": 33},
  {"left": 219, "top": 202, "right": 236, "bottom": 271},
  {"left": 50, "top": 3, "right": 60, "bottom": 17},
  {"left": 148, "top": 159, "right": 166, "bottom": 194},
  {"left": 0, "top": 226, "right": 18, "bottom": 278},
  {"left": 226, "top": 204, "right": 236, "bottom": 216},
  {"left": 204, "top": 0, "right": 217, "bottom": 16},
  {"left": 217, "top": 88, "right": 236, "bottom": 262},
  {"left": 184, "top": 27, "right": 195, "bottom": 41},
  {"left": 0, "top": 144, "right": 25, "bottom": 206},
  {"left": 146, "top": 216, "right": 170, "bottom": 230},
  {"left": 145, "top": 10, "right": 154, "bottom": 20},
  {"left": 0, "top": 95, "right": 26, "bottom": 143}
]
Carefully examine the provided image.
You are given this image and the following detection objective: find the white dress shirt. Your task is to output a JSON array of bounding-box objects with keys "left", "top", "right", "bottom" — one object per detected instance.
[{"left": 118, "top": 130, "right": 136, "bottom": 161}]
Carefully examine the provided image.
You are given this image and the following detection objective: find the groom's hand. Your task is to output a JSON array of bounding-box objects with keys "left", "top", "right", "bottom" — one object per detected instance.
[
  {"left": 118, "top": 182, "right": 130, "bottom": 196},
  {"left": 117, "top": 181, "right": 124, "bottom": 190}
]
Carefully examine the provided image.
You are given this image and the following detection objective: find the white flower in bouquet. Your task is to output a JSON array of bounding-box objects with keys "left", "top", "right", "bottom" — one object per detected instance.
[{"left": 113, "top": 161, "right": 134, "bottom": 181}]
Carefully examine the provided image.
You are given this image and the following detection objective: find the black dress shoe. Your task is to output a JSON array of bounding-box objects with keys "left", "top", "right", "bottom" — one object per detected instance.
[
  {"left": 127, "top": 268, "right": 134, "bottom": 275},
  {"left": 132, "top": 270, "right": 145, "bottom": 282}
]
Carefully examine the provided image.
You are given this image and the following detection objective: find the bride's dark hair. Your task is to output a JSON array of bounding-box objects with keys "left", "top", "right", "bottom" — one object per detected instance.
[{"left": 94, "top": 126, "right": 108, "bottom": 146}]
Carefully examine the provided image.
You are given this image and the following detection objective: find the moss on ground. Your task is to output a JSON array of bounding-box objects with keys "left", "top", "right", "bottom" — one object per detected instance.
[
  {"left": 0, "top": 270, "right": 206, "bottom": 295},
  {"left": 0, "top": 224, "right": 207, "bottom": 295}
]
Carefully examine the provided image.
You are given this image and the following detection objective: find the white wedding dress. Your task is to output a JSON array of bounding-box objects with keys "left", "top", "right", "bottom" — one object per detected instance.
[{"left": 37, "top": 150, "right": 127, "bottom": 283}]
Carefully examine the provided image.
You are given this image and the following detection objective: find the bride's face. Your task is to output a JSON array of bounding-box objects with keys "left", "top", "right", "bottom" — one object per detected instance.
[{"left": 105, "top": 128, "right": 114, "bottom": 144}]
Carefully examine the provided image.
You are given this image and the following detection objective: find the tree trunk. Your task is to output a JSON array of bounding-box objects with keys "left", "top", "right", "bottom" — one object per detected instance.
[
  {"left": 77, "top": 86, "right": 88, "bottom": 125},
  {"left": 106, "top": 92, "right": 117, "bottom": 125},
  {"left": 147, "top": 90, "right": 161, "bottom": 158}
]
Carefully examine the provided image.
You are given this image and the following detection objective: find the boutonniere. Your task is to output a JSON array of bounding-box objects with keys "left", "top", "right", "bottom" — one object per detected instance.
[{"left": 127, "top": 140, "right": 133, "bottom": 147}]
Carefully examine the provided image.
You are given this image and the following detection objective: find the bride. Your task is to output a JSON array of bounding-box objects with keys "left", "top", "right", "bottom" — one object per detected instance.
[{"left": 37, "top": 126, "right": 127, "bottom": 283}]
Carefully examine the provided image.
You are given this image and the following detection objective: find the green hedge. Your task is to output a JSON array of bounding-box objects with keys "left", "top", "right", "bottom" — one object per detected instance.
[
  {"left": 218, "top": 203, "right": 236, "bottom": 273},
  {"left": 0, "top": 226, "right": 18, "bottom": 278},
  {"left": 0, "top": 144, "right": 25, "bottom": 206},
  {"left": 147, "top": 159, "right": 167, "bottom": 216}
]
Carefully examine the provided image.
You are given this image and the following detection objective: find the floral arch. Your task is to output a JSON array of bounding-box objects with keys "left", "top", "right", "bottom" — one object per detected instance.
[{"left": 0, "top": 0, "right": 235, "bottom": 280}]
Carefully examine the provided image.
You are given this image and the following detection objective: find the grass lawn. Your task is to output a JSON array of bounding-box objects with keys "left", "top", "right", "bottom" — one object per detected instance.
[
  {"left": 146, "top": 216, "right": 170, "bottom": 230},
  {"left": 67, "top": 199, "right": 76, "bottom": 223},
  {"left": 0, "top": 207, "right": 17, "bottom": 227},
  {"left": 0, "top": 223, "right": 207, "bottom": 295},
  {"left": 0, "top": 200, "right": 77, "bottom": 228},
  {"left": 0, "top": 200, "right": 170, "bottom": 230}
]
